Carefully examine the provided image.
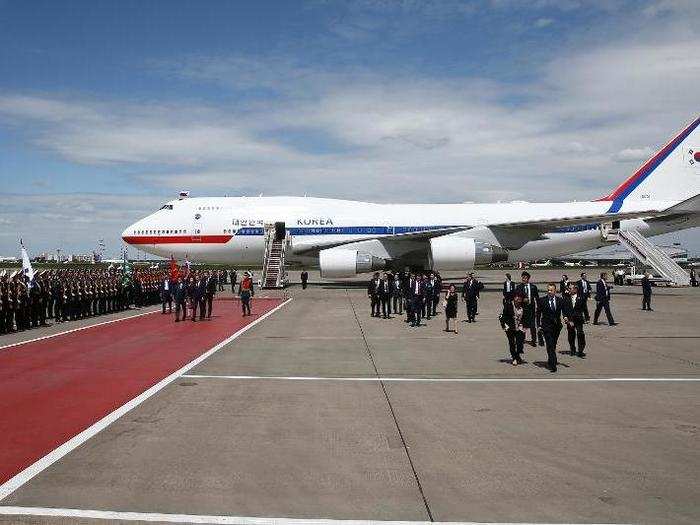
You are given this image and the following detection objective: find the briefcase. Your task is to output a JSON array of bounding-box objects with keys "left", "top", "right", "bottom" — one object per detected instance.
[{"left": 537, "top": 329, "right": 545, "bottom": 347}]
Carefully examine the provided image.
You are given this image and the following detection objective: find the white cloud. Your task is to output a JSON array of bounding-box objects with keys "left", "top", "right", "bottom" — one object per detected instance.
[
  {"left": 0, "top": 193, "right": 167, "bottom": 256},
  {"left": 534, "top": 17, "right": 554, "bottom": 28},
  {"left": 614, "top": 147, "right": 655, "bottom": 163}
]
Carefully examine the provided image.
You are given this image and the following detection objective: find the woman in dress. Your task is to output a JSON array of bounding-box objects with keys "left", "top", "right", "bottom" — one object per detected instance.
[{"left": 444, "top": 284, "right": 458, "bottom": 333}]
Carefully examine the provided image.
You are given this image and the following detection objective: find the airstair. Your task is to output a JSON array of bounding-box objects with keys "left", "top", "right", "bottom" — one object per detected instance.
[
  {"left": 261, "top": 222, "right": 289, "bottom": 289},
  {"left": 603, "top": 226, "right": 690, "bottom": 286}
]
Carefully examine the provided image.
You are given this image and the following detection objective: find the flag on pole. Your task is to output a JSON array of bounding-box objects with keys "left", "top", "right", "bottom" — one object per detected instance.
[
  {"left": 183, "top": 255, "right": 191, "bottom": 279},
  {"left": 20, "top": 239, "right": 35, "bottom": 285},
  {"left": 169, "top": 255, "right": 179, "bottom": 281},
  {"left": 121, "top": 247, "right": 133, "bottom": 287}
]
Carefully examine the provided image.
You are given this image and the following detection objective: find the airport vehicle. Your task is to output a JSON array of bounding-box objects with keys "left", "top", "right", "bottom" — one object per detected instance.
[{"left": 123, "top": 117, "right": 700, "bottom": 283}]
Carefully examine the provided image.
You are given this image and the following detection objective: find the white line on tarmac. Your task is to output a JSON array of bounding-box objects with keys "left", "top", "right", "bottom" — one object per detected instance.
[
  {"left": 0, "top": 298, "right": 293, "bottom": 502},
  {"left": 0, "top": 506, "right": 625, "bottom": 525},
  {"left": 182, "top": 374, "right": 700, "bottom": 382},
  {"left": 0, "top": 308, "right": 160, "bottom": 351}
]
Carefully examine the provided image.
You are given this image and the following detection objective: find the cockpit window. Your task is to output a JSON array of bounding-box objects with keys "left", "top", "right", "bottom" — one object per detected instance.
[{"left": 160, "top": 204, "right": 174, "bottom": 210}]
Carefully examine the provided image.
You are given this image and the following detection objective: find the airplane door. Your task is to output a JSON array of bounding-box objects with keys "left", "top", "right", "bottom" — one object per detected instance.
[{"left": 192, "top": 213, "right": 202, "bottom": 242}]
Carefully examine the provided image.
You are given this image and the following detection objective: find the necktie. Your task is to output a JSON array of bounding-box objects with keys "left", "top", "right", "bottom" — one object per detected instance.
[{"left": 550, "top": 298, "right": 555, "bottom": 311}]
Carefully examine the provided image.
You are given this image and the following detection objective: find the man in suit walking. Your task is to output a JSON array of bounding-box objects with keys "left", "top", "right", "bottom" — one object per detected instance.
[
  {"left": 379, "top": 273, "right": 392, "bottom": 319},
  {"left": 300, "top": 269, "right": 309, "bottom": 290},
  {"left": 537, "top": 283, "right": 563, "bottom": 372},
  {"left": 641, "top": 272, "right": 653, "bottom": 311},
  {"left": 230, "top": 269, "right": 238, "bottom": 294},
  {"left": 516, "top": 271, "right": 539, "bottom": 346},
  {"left": 205, "top": 271, "right": 217, "bottom": 318},
  {"left": 159, "top": 275, "right": 172, "bottom": 314},
  {"left": 392, "top": 272, "right": 404, "bottom": 315},
  {"left": 462, "top": 272, "right": 482, "bottom": 323},
  {"left": 197, "top": 274, "right": 208, "bottom": 320},
  {"left": 408, "top": 274, "right": 424, "bottom": 327},
  {"left": 367, "top": 272, "right": 381, "bottom": 317},
  {"left": 593, "top": 272, "right": 616, "bottom": 325},
  {"left": 577, "top": 272, "right": 592, "bottom": 322},
  {"left": 186, "top": 276, "right": 199, "bottom": 322},
  {"left": 563, "top": 282, "right": 586, "bottom": 357},
  {"left": 173, "top": 277, "right": 187, "bottom": 322},
  {"left": 502, "top": 273, "right": 515, "bottom": 304}
]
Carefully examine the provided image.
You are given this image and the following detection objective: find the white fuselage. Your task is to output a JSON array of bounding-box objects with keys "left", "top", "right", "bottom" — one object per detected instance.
[{"left": 121, "top": 196, "right": 699, "bottom": 268}]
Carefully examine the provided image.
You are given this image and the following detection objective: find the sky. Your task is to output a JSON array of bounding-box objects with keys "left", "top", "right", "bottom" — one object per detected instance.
[{"left": 1, "top": 0, "right": 699, "bottom": 257}]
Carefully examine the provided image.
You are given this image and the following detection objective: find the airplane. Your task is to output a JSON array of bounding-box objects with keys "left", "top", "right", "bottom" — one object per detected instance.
[{"left": 122, "top": 116, "right": 700, "bottom": 278}]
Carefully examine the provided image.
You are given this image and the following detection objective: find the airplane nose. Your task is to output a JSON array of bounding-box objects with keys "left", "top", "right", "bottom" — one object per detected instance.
[{"left": 122, "top": 225, "right": 134, "bottom": 244}]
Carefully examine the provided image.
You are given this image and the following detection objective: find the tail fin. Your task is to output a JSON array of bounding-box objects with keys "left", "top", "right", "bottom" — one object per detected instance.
[{"left": 599, "top": 116, "right": 700, "bottom": 211}]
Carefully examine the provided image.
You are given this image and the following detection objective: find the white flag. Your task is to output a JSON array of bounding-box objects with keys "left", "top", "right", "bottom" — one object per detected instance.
[{"left": 20, "top": 239, "right": 35, "bottom": 284}]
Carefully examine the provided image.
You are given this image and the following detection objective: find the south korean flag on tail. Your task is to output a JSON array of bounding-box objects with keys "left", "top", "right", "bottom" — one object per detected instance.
[
  {"left": 20, "top": 239, "right": 35, "bottom": 285},
  {"left": 685, "top": 147, "right": 700, "bottom": 171}
]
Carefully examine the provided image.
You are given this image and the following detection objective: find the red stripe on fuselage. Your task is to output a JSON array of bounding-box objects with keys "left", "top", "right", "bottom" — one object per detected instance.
[{"left": 122, "top": 235, "right": 233, "bottom": 244}]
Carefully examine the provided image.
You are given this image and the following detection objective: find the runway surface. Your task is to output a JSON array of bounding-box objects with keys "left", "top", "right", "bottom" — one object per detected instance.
[
  {"left": 0, "top": 271, "right": 698, "bottom": 524},
  {"left": 0, "top": 298, "right": 284, "bottom": 488}
]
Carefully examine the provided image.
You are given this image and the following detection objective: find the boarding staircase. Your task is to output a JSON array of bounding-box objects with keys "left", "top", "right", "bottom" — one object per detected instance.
[
  {"left": 602, "top": 225, "right": 690, "bottom": 286},
  {"left": 261, "top": 223, "right": 289, "bottom": 289}
]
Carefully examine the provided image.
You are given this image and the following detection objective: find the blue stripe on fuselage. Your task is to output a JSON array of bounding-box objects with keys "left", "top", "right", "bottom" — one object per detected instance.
[{"left": 233, "top": 225, "right": 460, "bottom": 236}]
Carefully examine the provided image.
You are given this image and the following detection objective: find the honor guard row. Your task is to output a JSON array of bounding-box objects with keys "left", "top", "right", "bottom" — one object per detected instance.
[{"left": 0, "top": 267, "right": 165, "bottom": 336}]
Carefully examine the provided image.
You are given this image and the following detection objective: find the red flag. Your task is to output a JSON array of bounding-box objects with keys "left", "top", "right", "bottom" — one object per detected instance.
[{"left": 170, "top": 255, "right": 179, "bottom": 281}]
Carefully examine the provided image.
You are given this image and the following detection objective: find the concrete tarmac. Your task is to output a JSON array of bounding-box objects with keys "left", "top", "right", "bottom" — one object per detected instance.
[{"left": 1, "top": 270, "right": 699, "bottom": 524}]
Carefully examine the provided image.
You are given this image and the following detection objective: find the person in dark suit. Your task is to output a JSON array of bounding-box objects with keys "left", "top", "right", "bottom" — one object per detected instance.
[
  {"left": 499, "top": 292, "right": 526, "bottom": 365},
  {"left": 405, "top": 273, "right": 416, "bottom": 324},
  {"left": 461, "top": 273, "right": 482, "bottom": 322},
  {"left": 690, "top": 268, "right": 698, "bottom": 287},
  {"left": 576, "top": 272, "right": 591, "bottom": 322},
  {"left": 391, "top": 273, "right": 404, "bottom": 315},
  {"left": 563, "top": 282, "right": 586, "bottom": 357},
  {"left": 423, "top": 275, "right": 434, "bottom": 320},
  {"left": 159, "top": 276, "right": 172, "bottom": 314},
  {"left": 537, "top": 283, "right": 563, "bottom": 372},
  {"left": 173, "top": 277, "right": 187, "bottom": 322},
  {"left": 205, "top": 272, "right": 217, "bottom": 318},
  {"left": 408, "top": 274, "right": 424, "bottom": 327},
  {"left": 430, "top": 272, "right": 441, "bottom": 316},
  {"left": 515, "top": 271, "right": 539, "bottom": 346},
  {"left": 367, "top": 272, "right": 381, "bottom": 317},
  {"left": 593, "top": 272, "right": 616, "bottom": 325},
  {"left": 641, "top": 272, "right": 653, "bottom": 311},
  {"left": 559, "top": 274, "right": 570, "bottom": 296},
  {"left": 502, "top": 273, "right": 515, "bottom": 304},
  {"left": 197, "top": 275, "right": 208, "bottom": 320},
  {"left": 300, "top": 270, "right": 309, "bottom": 290},
  {"left": 186, "top": 276, "right": 200, "bottom": 322},
  {"left": 379, "top": 273, "right": 392, "bottom": 319},
  {"left": 230, "top": 269, "right": 238, "bottom": 293}
]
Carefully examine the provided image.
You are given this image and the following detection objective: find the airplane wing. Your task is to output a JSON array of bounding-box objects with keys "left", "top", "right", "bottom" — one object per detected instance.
[{"left": 291, "top": 207, "right": 668, "bottom": 255}]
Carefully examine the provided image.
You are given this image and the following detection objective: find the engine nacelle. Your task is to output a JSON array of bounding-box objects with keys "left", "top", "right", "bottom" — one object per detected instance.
[
  {"left": 429, "top": 237, "right": 507, "bottom": 271},
  {"left": 319, "top": 248, "right": 386, "bottom": 278}
]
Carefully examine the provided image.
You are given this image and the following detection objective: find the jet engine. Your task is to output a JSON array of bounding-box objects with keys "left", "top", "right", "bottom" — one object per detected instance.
[
  {"left": 429, "top": 236, "right": 507, "bottom": 271},
  {"left": 319, "top": 248, "right": 386, "bottom": 278}
]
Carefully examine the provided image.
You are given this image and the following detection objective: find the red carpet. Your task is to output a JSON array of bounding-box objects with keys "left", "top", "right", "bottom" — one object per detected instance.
[{"left": 0, "top": 298, "right": 283, "bottom": 484}]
